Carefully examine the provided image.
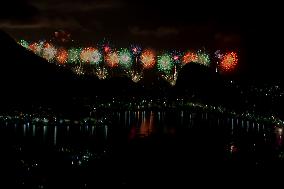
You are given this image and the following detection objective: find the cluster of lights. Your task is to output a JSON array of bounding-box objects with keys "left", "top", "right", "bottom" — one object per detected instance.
[{"left": 18, "top": 39, "right": 238, "bottom": 85}]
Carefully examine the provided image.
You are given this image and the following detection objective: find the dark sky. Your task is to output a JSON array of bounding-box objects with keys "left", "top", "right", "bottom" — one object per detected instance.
[{"left": 1, "top": 0, "right": 283, "bottom": 81}]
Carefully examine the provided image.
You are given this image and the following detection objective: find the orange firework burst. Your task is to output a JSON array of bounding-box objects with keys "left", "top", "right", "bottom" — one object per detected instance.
[
  {"left": 56, "top": 48, "right": 68, "bottom": 64},
  {"left": 182, "top": 51, "right": 198, "bottom": 64},
  {"left": 106, "top": 51, "right": 119, "bottom": 67},
  {"left": 219, "top": 52, "right": 238, "bottom": 72},
  {"left": 140, "top": 49, "right": 156, "bottom": 69}
]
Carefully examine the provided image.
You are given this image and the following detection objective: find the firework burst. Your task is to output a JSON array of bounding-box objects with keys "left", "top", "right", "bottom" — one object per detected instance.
[
  {"left": 91, "top": 49, "right": 102, "bottom": 65},
  {"left": 219, "top": 52, "right": 238, "bottom": 72},
  {"left": 56, "top": 48, "right": 68, "bottom": 64},
  {"left": 127, "top": 70, "right": 143, "bottom": 83},
  {"left": 29, "top": 42, "right": 44, "bottom": 55},
  {"left": 131, "top": 45, "right": 142, "bottom": 56},
  {"left": 73, "top": 66, "right": 84, "bottom": 75},
  {"left": 80, "top": 47, "right": 93, "bottom": 63},
  {"left": 80, "top": 47, "right": 102, "bottom": 65},
  {"left": 197, "top": 50, "right": 210, "bottom": 66},
  {"left": 160, "top": 66, "right": 178, "bottom": 86},
  {"left": 68, "top": 48, "right": 81, "bottom": 64},
  {"left": 106, "top": 51, "right": 119, "bottom": 68},
  {"left": 42, "top": 43, "right": 57, "bottom": 62},
  {"left": 157, "top": 53, "right": 174, "bottom": 73},
  {"left": 94, "top": 67, "right": 108, "bottom": 80},
  {"left": 140, "top": 49, "right": 156, "bottom": 69},
  {"left": 214, "top": 50, "right": 223, "bottom": 59},
  {"left": 119, "top": 48, "right": 132, "bottom": 69},
  {"left": 18, "top": 39, "right": 29, "bottom": 49},
  {"left": 182, "top": 51, "right": 198, "bottom": 65}
]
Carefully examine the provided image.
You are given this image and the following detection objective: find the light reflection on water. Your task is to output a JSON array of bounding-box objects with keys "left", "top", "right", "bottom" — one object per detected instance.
[
  {"left": 109, "top": 110, "right": 277, "bottom": 156},
  {"left": 0, "top": 110, "right": 282, "bottom": 187},
  {"left": 2, "top": 110, "right": 273, "bottom": 146},
  {"left": 275, "top": 127, "right": 283, "bottom": 148}
]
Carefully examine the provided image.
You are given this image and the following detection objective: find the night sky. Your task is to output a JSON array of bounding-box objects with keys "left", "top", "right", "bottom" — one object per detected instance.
[{"left": 1, "top": 0, "right": 283, "bottom": 82}]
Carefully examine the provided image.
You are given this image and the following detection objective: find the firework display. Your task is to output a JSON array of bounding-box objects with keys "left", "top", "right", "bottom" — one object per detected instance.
[
  {"left": 18, "top": 39, "right": 29, "bottom": 49},
  {"left": 219, "top": 52, "right": 238, "bottom": 72},
  {"left": 42, "top": 43, "right": 57, "bottom": 62},
  {"left": 131, "top": 45, "right": 142, "bottom": 56},
  {"left": 80, "top": 47, "right": 94, "bottom": 63},
  {"left": 95, "top": 67, "right": 108, "bottom": 80},
  {"left": 157, "top": 53, "right": 174, "bottom": 73},
  {"left": 173, "top": 55, "right": 179, "bottom": 62},
  {"left": 29, "top": 42, "right": 43, "bottom": 55},
  {"left": 140, "top": 49, "right": 156, "bottom": 69},
  {"left": 91, "top": 49, "right": 102, "bottom": 65},
  {"left": 73, "top": 66, "right": 84, "bottom": 75},
  {"left": 56, "top": 48, "right": 68, "bottom": 64},
  {"left": 80, "top": 47, "right": 102, "bottom": 65},
  {"left": 68, "top": 48, "right": 81, "bottom": 64},
  {"left": 127, "top": 70, "right": 143, "bottom": 83},
  {"left": 103, "top": 45, "right": 111, "bottom": 53},
  {"left": 160, "top": 66, "right": 178, "bottom": 86},
  {"left": 18, "top": 38, "right": 239, "bottom": 84},
  {"left": 214, "top": 50, "right": 223, "bottom": 59},
  {"left": 118, "top": 48, "right": 132, "bottom": 69},
  {"left": 106, "top": 51, "right": 119, "bottom": 68},
  {"left": 197, "top": 50, "right": 210, "bottom": 66},
  {"left": 182, "top": 51, "right": 198, "bottom": 64}
]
